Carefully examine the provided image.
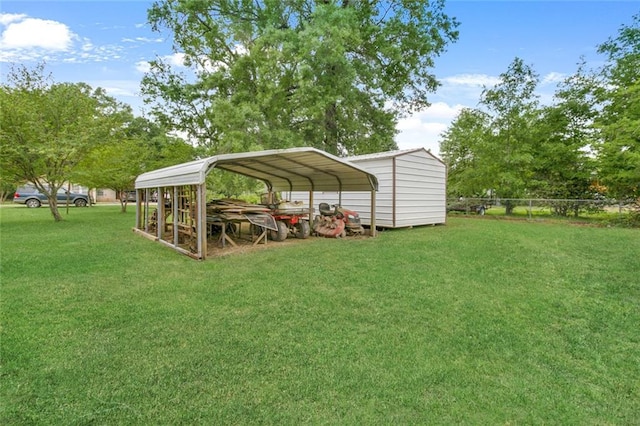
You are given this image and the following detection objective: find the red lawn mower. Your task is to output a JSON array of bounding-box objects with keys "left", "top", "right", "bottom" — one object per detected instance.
[
  {"left": 261, "top": 193, "right": 311, "bottom": 241},
  {"left": 312, "top": 203, "right": 365, "bottom": 238}
]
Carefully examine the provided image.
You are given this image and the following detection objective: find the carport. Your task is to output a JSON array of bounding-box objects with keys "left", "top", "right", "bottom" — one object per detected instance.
[{"left": 133, "top": 147, "right": 379, "bottom": 259}]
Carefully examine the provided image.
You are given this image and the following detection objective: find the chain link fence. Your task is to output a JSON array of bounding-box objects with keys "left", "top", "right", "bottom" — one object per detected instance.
[{"left": 447, "top": 197, "right": 640, "bottom": 226}]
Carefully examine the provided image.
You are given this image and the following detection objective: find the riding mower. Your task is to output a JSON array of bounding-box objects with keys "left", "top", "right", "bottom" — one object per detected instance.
[
  {"left": 260, "top": 192, "right": 311, "bottom": 241},
  {"left": 312, "top": 203, "right": 366, "bottom": 238}
]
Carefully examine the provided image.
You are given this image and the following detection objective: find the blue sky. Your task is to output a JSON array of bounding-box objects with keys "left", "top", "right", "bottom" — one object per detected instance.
[{"left": 1, "top": 1, "right": 638, "bottom": 156}]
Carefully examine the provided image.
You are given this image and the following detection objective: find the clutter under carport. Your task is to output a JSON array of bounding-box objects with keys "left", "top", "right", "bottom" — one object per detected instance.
[{"left": 133, "top": 147, "right": 379, "bottom": 259}]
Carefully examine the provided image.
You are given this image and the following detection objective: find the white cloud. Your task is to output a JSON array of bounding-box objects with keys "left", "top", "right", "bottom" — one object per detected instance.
[
  {"left": 134, "top": 53, "right": 193, "bottom": 76},
  {"left": 395, "top": 119, "right": 447, "bottom": 156},
  {"left": 433, "top": 73, "right": 502, "bottom": 108},
  {"left": 164, "top": 52, "right": 186, "bottom": 67},
  {"left": 402, "top": 71, "right": 572, "bottom": 154},
  {"left": 396, "top": 116, "right": 448, "bottom": 135},
  {"left": 0, "top": 13, "right": 126, "bottom": 63},
  {"left": 421, "top": 101, "right": 465, "bottom": 120},
  {"left": 395, "top": 102, "right": 465, "bottom": 156},
  {"left": 135, "top": 60, "right": 151, "bottom": 73},
  {"left": 88, "top": 79, "right": 141, "bottom": 98},
  {"left": 0, "top": 16, "right": 73, "bottom": 51},
  {"left": 0, "top": 13, "right": 27, "bottom": 26},
  {"left": 541, "top": 71, "right": 565, "bottom": 85},
  {"left": 122, "top": 36, "right": 163, "bottom": 43},
  {"left": 441, "top": 73, "right": 501, "bottom": 87},
  {"left": 136, "top": 44, "right": 249, "bottom": 76}
]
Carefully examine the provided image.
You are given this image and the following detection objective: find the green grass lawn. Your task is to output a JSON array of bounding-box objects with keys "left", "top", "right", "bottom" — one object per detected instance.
[{"left": 1, "top": 206, "right": 639, "bottom": 424}]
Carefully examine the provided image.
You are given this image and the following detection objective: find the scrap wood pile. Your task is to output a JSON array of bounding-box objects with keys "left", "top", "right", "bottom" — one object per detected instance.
[
  {"left": 206, "top": 199, "right": 277, "bottom": 231},
  {"left": 207, "top": 199, "right": 270, "bottom": 215}
]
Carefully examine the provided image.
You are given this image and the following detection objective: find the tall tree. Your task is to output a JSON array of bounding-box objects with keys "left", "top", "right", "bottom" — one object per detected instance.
[
  {"left": 440, "top": 108, "right": 492, "bottom": 197},
  {"left": 595, "top": 13, "right": 640, "bottom": 201},
  {"left": 142, "top": 0, "right": 459, "bottom": 156},
  {"left": 529, "top": 62, "right": 599, "bottom": 216},
  {"left": 479, "top": 57, "right": 540, "bottom": 213},
  {"left": 440, "top": 57, "right": 540, "bottom": 213},
  {"left": 0, "top": 64, "right": 129, "bottom": 221}
]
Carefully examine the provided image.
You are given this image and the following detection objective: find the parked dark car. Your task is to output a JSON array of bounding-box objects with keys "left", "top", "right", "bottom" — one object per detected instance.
[{"left": 13, "top": 186, "right": 93, "bottom": 208}]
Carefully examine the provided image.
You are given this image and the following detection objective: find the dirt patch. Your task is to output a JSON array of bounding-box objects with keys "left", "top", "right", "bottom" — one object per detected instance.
[{"left": 205, "top": 233, "right": 311, "bottom": 258}]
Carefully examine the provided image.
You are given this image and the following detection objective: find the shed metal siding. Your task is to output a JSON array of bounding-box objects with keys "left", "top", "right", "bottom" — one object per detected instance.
[{"left": 394, "top": 151, "right": 446, "bottom": 227}]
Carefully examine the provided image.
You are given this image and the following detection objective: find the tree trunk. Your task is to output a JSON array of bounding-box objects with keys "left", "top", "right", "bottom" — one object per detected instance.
[
  {"left": 117, "top": 190, "right": 128, "bottom": 213},
  {"left": 48, "top": 198, "right": 63, "bottom": 222},
  {"left": 504, "top": 200, "right": 515, "bottom": 215},
  {"left": 324, "top": 102, "right": 339, "bottom": 155}
]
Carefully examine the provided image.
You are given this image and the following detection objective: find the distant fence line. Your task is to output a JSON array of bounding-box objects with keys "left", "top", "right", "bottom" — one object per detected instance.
[{"left": 447, "top": 197, "right": 637, "bottom": 219}]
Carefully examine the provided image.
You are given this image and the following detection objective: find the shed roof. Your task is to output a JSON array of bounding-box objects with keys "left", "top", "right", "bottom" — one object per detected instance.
[
  {"left": 346, "top": 147, "right": 444, "bottom": 164},
  {"left": 135, "top": 147, "right": 378, "bottom": 192}
]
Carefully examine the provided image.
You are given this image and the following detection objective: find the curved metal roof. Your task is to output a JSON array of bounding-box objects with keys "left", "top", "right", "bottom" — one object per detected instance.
[{"left": 135, "top": 147, "right": 378, "bottom": 192}]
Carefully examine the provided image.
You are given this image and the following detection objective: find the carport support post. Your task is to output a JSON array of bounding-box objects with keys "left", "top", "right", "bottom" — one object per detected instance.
[
  {"left": 135, "top": 190, "right": 142, "bottom": 229},
  {"left": 144, "top": 188, "right": 151, "bottom": 232},
  {"left": 173, "top": 187, "right": 179, "bottom": 247},
  {"left": 157, "top": 186, "right": 164, "bottom": 240},
  {"left": 370, "top": 190, "right": 377, "bottom": 237},
  {"left": 197, "top": 183, "right": 206, "bottom": 259},
  {"left": 308, "top": 190, "right": 314, "bottom": 225}
]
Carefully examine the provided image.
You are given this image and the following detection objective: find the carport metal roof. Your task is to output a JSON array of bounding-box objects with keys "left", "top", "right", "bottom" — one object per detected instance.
[{"left": 135, "top": 147, "right": 378, "bottom": 192}]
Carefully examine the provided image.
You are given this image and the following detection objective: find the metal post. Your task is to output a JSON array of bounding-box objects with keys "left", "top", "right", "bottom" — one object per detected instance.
[
  {"left": 173, "top": 186, "right": 179, "bottom": 247},
  {"left": 199, "top": 184, "right": 207, "bottom": 259},
  {"left": 157, "top": 186, "right": 164, "bottom": 240},
  {"left": 144, "top": 188, "right": 151, "bottom": 232},
  {"left": 370, "top": 190, "right": 377, "bottom": 237},
  {"left": 135, "top": 189, "right": 141, "bottom": 229}
]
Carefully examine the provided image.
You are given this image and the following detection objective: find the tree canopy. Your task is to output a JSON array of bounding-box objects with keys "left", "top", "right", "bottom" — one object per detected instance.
[
  {"left": 142, "top": 0, "right": 459, "bottom": 156},
  {"left": 595, "top": 14, "right": 640, "bottom": 200},
  {"left": 72, "top": 116, "right": 196, "bottom": 212},
  {"left": 441, "top": 57, "right": 541, "bottom": 213},
  {"left": 0, "top": 64, "right": 130, "bottom": 221},
  {"left": 440, "top": 13, "right": 640, "bottom": 216}
]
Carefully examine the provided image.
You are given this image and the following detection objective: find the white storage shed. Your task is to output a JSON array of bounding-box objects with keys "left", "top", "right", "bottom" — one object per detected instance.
[{"left": 290, "top": 148, "right": 446, "bottom": 228}]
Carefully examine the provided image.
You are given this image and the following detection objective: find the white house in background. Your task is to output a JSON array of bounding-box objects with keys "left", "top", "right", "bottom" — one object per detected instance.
[
  {"left": 92, "top": 188, "right": 118, "bottom": 203},
  {"left": 289, "top": 148, "right": 447, "bottom": 228}
]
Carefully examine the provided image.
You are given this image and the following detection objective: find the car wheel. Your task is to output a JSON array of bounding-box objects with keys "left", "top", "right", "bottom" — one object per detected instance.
[
  {"left": 74, "top": 198, "right": 88, "bottom": 207},
  {"left": 26, "top": 199, "right": 41, "bottom": 208}
]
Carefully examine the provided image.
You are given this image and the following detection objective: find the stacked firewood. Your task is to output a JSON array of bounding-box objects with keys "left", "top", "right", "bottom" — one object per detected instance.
[{"left": 207, "top": 199, "right": 270, "bottom": 217}]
